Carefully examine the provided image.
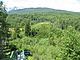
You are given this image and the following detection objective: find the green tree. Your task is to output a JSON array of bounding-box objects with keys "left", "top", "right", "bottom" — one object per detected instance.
[
  {"left": 25, "top": 19, "right": 31, "bottom": 36},
  {"left": 0, "top": 1, "right": 9, "bottom": 59}
]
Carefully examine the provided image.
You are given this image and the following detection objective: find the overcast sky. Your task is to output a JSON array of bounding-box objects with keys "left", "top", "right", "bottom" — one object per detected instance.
[{"left": 1, "top": 0, "right": 80, "bottom": 12}]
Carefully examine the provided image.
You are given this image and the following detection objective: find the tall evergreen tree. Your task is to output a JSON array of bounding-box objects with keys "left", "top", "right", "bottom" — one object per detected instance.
[
  {"left": 25, "top": 19, "right": 31, "bottom": 36},
  {"left": 0, "top": 1, "right": 9, "bottom": 59}
]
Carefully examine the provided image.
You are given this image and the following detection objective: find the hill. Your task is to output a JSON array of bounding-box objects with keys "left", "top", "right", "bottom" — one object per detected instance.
[{"left": 8, "top": 7, "right": 80, "bottom": 14}]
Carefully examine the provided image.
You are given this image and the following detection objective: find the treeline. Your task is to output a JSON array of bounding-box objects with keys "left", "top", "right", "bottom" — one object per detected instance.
[{"left": 7, "top": 12, "right": 80, "bottom": 31}]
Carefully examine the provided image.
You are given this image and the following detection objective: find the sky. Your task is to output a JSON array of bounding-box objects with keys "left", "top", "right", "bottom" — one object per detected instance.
[{"left": 1, "top": 0, "right": 80, "bottom": 12}]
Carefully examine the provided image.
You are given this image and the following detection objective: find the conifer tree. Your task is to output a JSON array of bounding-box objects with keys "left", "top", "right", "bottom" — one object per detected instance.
[
  {"left": 0, "top": 1, "right": 9, "bottom": 59},
  {"left": 25, "top": 19, "right": 31, "bottom": 36}
]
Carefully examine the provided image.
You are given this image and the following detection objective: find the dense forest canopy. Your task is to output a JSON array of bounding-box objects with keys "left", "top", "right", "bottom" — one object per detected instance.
[
  {"left": 1, "top": 1, "right": 80, "bottom": 60},
  {"left": 6, "top": 8, "right": 80, "bottom": 60}
]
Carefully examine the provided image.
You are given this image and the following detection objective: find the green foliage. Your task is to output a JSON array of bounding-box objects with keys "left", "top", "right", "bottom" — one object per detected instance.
[
  {"left": 31, "top": 22, "right": 52, "bottom": 38},
  {"left": 0, "top": 1, "right": 10, "bottom": 59},
  {"left": 25, "top": 19, "right": 31, "bottom": 36},
  {"left": 6, "top": 7, "right": 80, "bottom": 60},
  {"left": 9, "top": 26, "right": 80, "bottom": 60}
]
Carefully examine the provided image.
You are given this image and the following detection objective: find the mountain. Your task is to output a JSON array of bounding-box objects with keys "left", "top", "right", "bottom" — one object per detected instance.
[
  {"left": 8, "top": 7, "right": 80, "bottom": 14},
  {"left": 8, "top": 8, "right": 53, "bottom": 14}
]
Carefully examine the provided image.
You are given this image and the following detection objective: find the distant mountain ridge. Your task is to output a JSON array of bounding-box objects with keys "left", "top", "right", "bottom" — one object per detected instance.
[
  {"left": 8, "top": 7, "right": 80, "bottom": 14},
  {"left": 8, "top": 8, "right": 54, "bottom": 14}
]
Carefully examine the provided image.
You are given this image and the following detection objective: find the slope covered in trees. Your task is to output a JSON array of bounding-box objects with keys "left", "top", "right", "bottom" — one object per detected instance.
[
  {"left": 6, "top": 8, "right": 80, "bottom": 60},
  {"left": 1, "top": 2, "right": 80, "bottom": 60},
  {"left": 8, "top": 7, "right": 80, "bottom": 14}
]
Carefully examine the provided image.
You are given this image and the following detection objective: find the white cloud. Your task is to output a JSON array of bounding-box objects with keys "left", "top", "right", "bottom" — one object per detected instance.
[{"left": 2, "top": 0, "right": 80, "bottom": 12}]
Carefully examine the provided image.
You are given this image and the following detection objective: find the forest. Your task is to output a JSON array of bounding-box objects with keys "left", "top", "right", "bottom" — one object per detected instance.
[{"left": 1, "top": 1, "right": 80, "bottom": 60}]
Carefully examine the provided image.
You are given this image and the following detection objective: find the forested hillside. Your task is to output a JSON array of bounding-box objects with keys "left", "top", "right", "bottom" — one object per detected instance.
[
  {"left": 8, "top": 8, "right": 80, "bottom": 14},
  {"left": 6, "top": 8, "right": 80, "bottom": 60}
]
